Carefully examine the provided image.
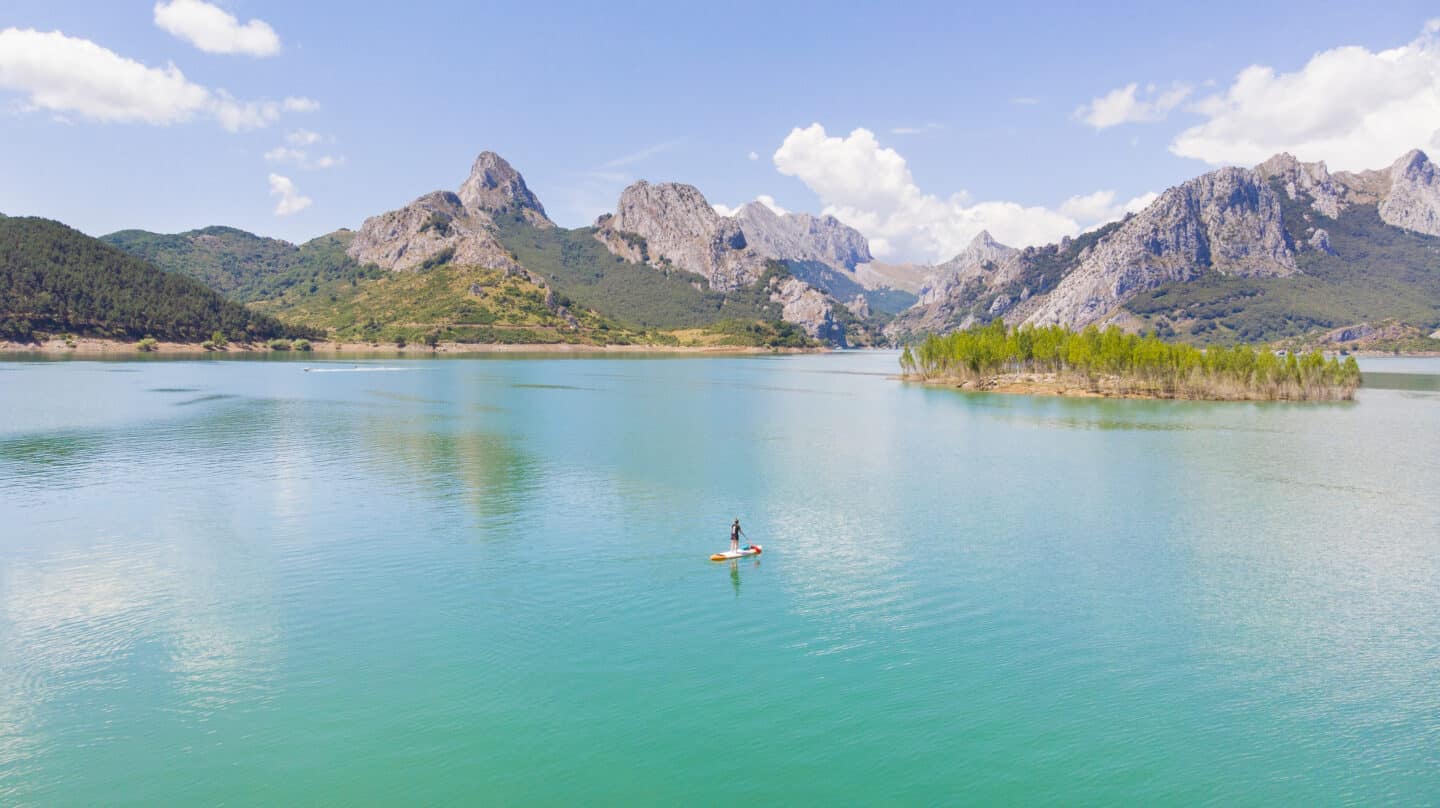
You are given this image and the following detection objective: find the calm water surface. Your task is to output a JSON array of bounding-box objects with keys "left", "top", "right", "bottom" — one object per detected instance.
[{"left": 1, "top": 352, "right": 1438, "bottom": 804}]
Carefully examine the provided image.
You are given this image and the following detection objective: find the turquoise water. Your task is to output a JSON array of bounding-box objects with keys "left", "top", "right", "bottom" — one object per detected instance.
[{"left": 1, "top": 352, "right": 1438, "bottom": 804}]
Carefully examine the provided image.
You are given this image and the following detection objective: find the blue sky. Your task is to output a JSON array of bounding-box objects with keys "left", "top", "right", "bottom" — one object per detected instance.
[{"left": 2, "top": 0, "right": 1438, "bottom": 263}]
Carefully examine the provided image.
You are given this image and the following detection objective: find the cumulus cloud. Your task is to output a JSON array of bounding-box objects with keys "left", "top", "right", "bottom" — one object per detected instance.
[
  {"left": 773, "top": 123, "right": 1109, "bottom": 261},
  {"left": 266, "top": 131, "right": 342, "bottom": 170},
  {"left": 263, "top": 145, "right": 342, "bottom": 170},
  {"left": 712, "top": 194, "right": 789, "bottom": 218},
  {"left": 153, "top": 0, "right": 280, "bottom": 57},
  {"left": 1059, "top": 190, "right": 1158, "bottom": 225},
  {"left": 1075, "top": 82, "right": 1192, "bottom": 128},
  {"left": 0, "top": 28, "right": 308, "bottom": 131},
  {"left": 267, "top": 173, "right": 310, "bottom": 215},
  {"left": 286, "top": 129, "right": 323, "bottom": 146},
  {"left": 1170, "top": 22, "right": 1440, "bottom": 170}
]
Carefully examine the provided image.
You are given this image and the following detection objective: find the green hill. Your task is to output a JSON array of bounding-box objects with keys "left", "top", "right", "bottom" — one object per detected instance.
[
  {"left": 101, "top": 226, "right": 384, "bottom": 304},
  {"left": 0, "top": 215, "right": 300, "bottom": 343},
  {"left": 250, "top": 261, "right": 652, "bottom": 346}
]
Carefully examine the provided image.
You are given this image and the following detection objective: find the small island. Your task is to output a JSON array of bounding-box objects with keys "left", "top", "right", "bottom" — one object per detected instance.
[{"left": 900, "top": 321, "right": 1362, "bottom": 401}]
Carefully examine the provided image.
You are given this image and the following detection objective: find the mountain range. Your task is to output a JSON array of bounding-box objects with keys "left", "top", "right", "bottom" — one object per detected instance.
[
  {"left": 890, "top": 149, "right": 1440, "bottom": 345},
  {"left": 14, "top": 146, "right": 1440, "bottom": 350}
]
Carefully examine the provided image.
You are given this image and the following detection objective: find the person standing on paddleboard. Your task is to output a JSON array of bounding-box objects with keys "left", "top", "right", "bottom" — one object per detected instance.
[{"left": 731, "top": 518, "right": 742, "bottom": 552}]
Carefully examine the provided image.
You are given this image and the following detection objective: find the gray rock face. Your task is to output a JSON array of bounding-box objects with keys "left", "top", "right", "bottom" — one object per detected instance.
[
  {"left": 733, "top": 202, "right": 872, "bottom": 270},
  {"left": 1378, "top": 150, "right": 1440, "bottom": 237},
  {"left": 597, "top": 181, "right": 768, "bottom": 291},
  {"left": 349, "top": 150, "right": 552, "bottom": 274},
  {"left": 916, "top": 231, "right": 1022, "bottom": 307},
  {"left": 1024, "top": 166, "right": 1296, "bottom": 327},
  {"left": 347, "top": 191, "right": 524, "bottom": 274},
  {"left": 457, "top": 151, "right": 552, "bottom": 227},
  {"left": 1255, "top": 153, "right": 1347, "bottom": 218},
  {"left": 769, "top": 275, "right": 845, "bottom": 345},
  {"left": 1307, "top": 228, "right": 1336, "bottom": 255}
]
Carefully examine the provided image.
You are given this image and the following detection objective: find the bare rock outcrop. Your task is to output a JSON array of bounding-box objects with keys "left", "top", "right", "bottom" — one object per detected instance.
[
  {"left": 348, "top": 150, "right": 554, "bottom": 274},
  {"left": 1377, "top": 150, "right": 1440, "bottom": 237},
  {"left": 347, "top": 191, "right": 524, "bottom": 274},
  {"left": 458, "top": 151, "right": 552, "bottom": 227},
  {"left": 916, "top": 231, "right": 1022, "bottom": 307},
  {"left": 1024, "top": 166, "right": 1296, "bottom": 327},
  {"left": 595, "top": 181, "right": 768, "bottom": 291},
  {"left": 1307, "top": 228, "right": 1336, "bottom": 255},
  {"left": 769, "top": 275, "right": 845, "bottom": 345},
  {"left": 732, "top": 202, "right": 872, "bottom": 271},
  {"left": 1255, "top": 153, "right": 1348, "bottom": 218}
]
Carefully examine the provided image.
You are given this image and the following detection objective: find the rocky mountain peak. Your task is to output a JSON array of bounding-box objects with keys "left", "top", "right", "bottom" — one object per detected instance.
[
  {"left": 595, "top": 181, "right": 766, "bottom": 291},
  {"left": 458, "top": 151, "right": 550, "bottom": 225},
  {"left": 1378, "top": 148, "right": 1440, "bottom": 236},
  {"left": 1021, "top": 165, "right": 1296, "bottom": 327},
  {"left": 731, "top": 201, "right": 872, "bottom": 271},
  {"left": 1254, "top": 152, "right": 1346, "bottom": 219}
]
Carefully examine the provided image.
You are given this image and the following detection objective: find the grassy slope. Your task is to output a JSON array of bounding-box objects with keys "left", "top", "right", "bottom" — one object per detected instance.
[
  {"left": 251, "top": 262, "right": 645, "bottom": 345},
  {"left": 0, "top": 215, "right": 300, "bottom": 342},
  {"left": 1125, "top": 188, "right": 1440, "bottom": 344}
]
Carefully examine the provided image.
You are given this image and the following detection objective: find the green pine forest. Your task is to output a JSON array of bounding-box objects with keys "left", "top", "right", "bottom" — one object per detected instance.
[{"left": 0, "top": 215, "right": 301, "bottom": 343}]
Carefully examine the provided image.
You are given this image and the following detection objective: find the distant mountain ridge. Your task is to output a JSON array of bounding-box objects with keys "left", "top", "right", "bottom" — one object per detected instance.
[
  {"left": 95, "top": 146, "right": 1440, "bottom": 348},
  {"left": 890, "top": 148, "right": 1440, "bottom": 342}
]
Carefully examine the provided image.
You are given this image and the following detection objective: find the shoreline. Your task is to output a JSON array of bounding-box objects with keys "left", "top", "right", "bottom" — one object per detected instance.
[
  {"left": 0, "top": 337, "right": 823, "bottom": 357},
  {"left": 902, "top": 371, "right": 1358, "bottom": 402}
]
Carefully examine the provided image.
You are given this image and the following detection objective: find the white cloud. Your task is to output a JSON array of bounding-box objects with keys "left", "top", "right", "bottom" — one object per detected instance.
[
  {"left": 747, "top": 151, "right": 759, "bottom": 161},
  {"left": 773, "top": 123, "right": 1088, "bottom": 261},
  {"left": 264, "top": 146, "right": 343, "bottom": 170},
  {"left": 1076, "top": 81, "right": 1192, "bottom": 128},
  {"left": 268, "top": 173, "right": 310, "bottom": 215},
  {"left": 0, "top": 28, "right": 303, "bottom": 131},
  {"left": 282, "top": 96, "right": 318, "bottom": 112},
  {"left": 1171, "top": 22, "right": 1440, "bottom": 170},
  {"left": 153, "top": 0, "right": 280, "bottom": 57},
  {"left": 286, "top": 129, "right": 323, "bottom": 146},
  {"left": 713, "top": 194, "right": 789, "bottom": 219},
  {"left": 890, "top": 122, "right": 944, "bottom": 135},
  {"left": 266, "top": 131, "right": 342, "bottom": 170},
  {"left": 754, "top": 194, "right": 787, "bottom": 215},
  {"left": 1059, "top": 189, "right": 1157, "bottom": 225}
]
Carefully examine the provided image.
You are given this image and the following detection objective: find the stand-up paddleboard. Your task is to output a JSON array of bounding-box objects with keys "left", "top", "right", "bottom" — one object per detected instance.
[{"left": 711, "top": 544, "right": 762, "bottom": 561}]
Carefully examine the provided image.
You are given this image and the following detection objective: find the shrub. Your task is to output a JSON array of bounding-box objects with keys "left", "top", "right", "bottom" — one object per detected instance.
[
  {"left": 201, "top": 339, "right": 217, "bottom": 351},
  {"left": 210, "top": 330, "right": 228, "bottom": 349},
  {"left": 292, "top": 338, "right": 312, "bottom": 351},
  {"left": 267, "top": 338, "right": 292, "bottom": 351},
  {"left": 394, "top": 335, "right": 407, "bottom": 348},
  {"left": 136, "top": 337, "right": 159, "bottom": 352}
]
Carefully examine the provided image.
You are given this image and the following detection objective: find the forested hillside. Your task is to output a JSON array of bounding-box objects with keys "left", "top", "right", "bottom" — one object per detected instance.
[{"left": 0, "top": 215, "right": 300, "bottom": 342}]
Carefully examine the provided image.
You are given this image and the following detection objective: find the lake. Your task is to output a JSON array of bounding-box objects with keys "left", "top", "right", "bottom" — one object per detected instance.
[{"left": 1, "top": 351, "right": 1437, "bottom": 804}]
